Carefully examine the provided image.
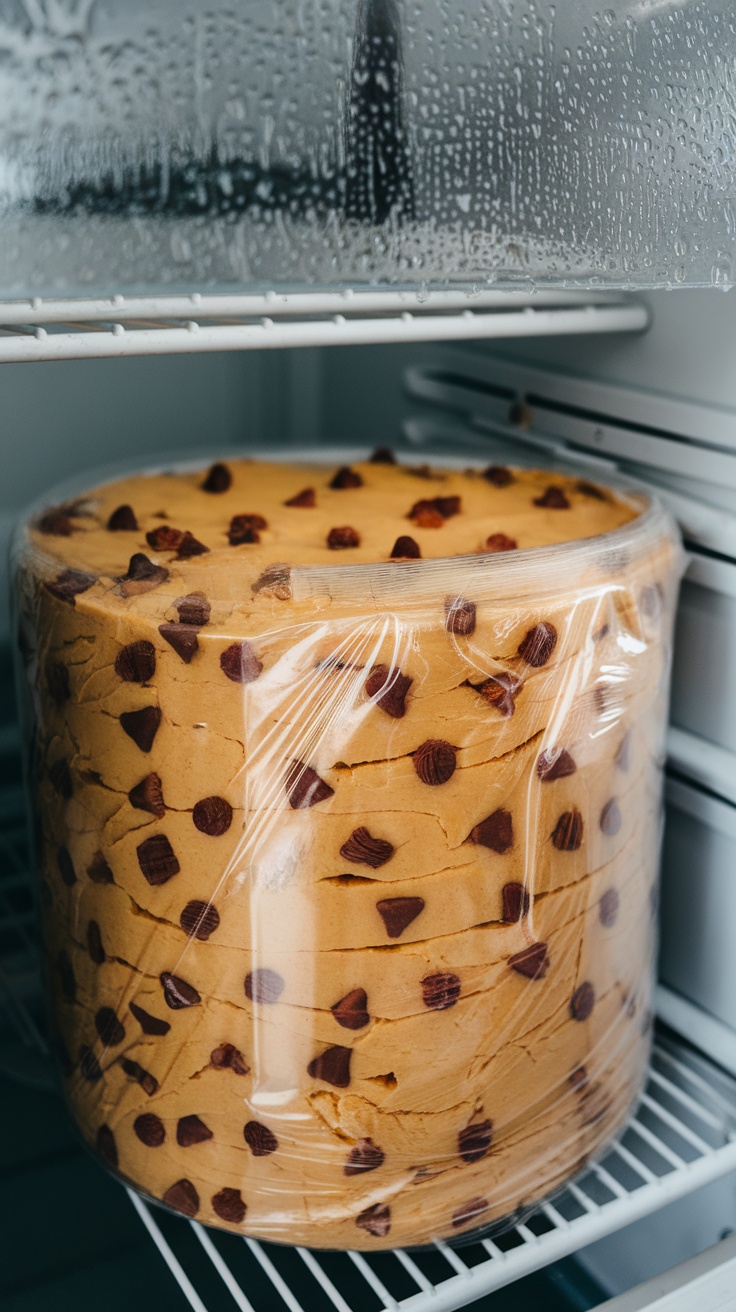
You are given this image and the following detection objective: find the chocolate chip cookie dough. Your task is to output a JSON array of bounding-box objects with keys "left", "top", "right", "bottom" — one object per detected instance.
[{"left": 15, "top": 451, "right": 682, "bottom": 1248}]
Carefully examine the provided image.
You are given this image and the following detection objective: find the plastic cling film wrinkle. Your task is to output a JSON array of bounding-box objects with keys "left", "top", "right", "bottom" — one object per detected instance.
[{"left": 15, "top": 452, "right": 683, "bottom": 1248}]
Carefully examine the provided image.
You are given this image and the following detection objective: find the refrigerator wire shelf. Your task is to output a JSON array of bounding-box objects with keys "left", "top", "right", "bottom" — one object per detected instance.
[{"left": 0, "top": 291, "right": 648, "bottom": 361}]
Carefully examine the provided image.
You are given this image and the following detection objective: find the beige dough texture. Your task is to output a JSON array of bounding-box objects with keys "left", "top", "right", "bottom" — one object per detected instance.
[{"left": 16, "top": 451, "right": 682, "bottom": 1248}]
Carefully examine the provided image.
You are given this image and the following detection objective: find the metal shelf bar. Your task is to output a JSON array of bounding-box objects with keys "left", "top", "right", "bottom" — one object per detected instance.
[
  {"left": 244, "top": 1239, "right": 306, "bottom": 1312},
  {"left": 433, "top": 1239, "right": 470, "bottom": 1278},
  {"left": 347, "top": 1251, "right": 400, "bottom": 1308},
  {"left": 192, "top": 1225, "right": 257, "bottom": 1312},
  {"left": 296, "top": 1248, "right": 354, "bottom": 1312},
  {"left": 638, "top": 1091, "right": 714, "bottom": 1156},
  {"left": 127, "top": 1190, "right": 210, "bottom": 1312},
  {"left": 610, "top": 1140, "right": 659, "bottom": 1185},
  {"left": 392, "top": 1250, "right": 433, "bottom": 1294},
  {"left": 627, "top": 1119, "right": 690, "bottom": 1172},
  {"left": 646, "top": 1066, "right": 727, "bottom": 1135}
]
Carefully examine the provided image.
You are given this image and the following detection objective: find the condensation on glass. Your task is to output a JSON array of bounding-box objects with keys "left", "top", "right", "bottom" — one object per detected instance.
[{"left": 0, "top": 0, "right": 734, "bottom": 294}]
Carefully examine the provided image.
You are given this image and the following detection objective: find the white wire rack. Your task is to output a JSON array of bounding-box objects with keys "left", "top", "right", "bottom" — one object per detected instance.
[{"left": 0, "top": 290, "right": 648, "bottom": 361}]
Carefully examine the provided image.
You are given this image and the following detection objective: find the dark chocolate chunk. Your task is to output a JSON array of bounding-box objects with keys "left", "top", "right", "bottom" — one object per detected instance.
[
  {"left": 509, "top": 942, "right": 549, "bottom": 979},
  {"left": 600, "top": 798, "right": 622, "bottom": 836},
  {"left": 95, "top": 1124, "right": 118, "bottom": 1168},
  {"left": 369, "top": 447, "right": 396, "bottom": 464},
  {"left": 470, "top": 809, "right": 513, "bottom": 854},
  {"left": 146, "top": 525, "right": 185, "bottom": 552},
  {"left": 569, "top": 1066, "right": 588, "bottom": 1090},
  {"left": 160, "top": 972, "right": 201, "bottom": 1009},
  {"left": 121, "top": 1058, "right": 158, "bottom": 1096},
  {"left": 87, "top": 851, "right": 114, "bottom": 884},
  {"left": 345, "top": 1139, "right": 385, "bottom": 1177},
  {"left": 175, "top": 593, "right": 211, "bottom": 626},
  {"left": 452, "top": 1197, "right": 490, "bottom": 1229},
  {"left": 87, "top": 920, "right": 105, "bottom": 964},
  {"left": 390, "top": 534, "right": 421, "bottom": 559},
  {"left": 57, "top": 950, "right": 76, "bottom": 1002},
  {"left": 339, "top": 827, "right": 394, "bottom": 869},
  {"left": 413, "top": 739, "right": 457, "bottom": 786},
  {"left": 483, "top": 465, "right": 513, "bottom": 486},
  {"left": 576, "top": 480, "right": 608, "bottom": 501},
  {"left": 192, "top": 796, "right": 233, "bottom": 836},
  {"left": 537, "top": 748, "right": 577, "bottom": 781},
  {"left": 551, "top": 809, "right": 584, "bottom": 852},
  {"left": 421, "top": 972, "right": 461, "bottom": 1011},
  {"left": 477, "top": 672, "right": 521, "bottom": 717},
  {"left": 212, "top": 1188, "right": 247, "bottom": 1223},
  {"left": 228, "top": 513, "right": 267, "bottom": 545},
  {"left": 285, "top": 487, "right": 316, "bottom": 507},
  {"left": 364, "top": 664, "right": 412, "bottom": 718},
  {"left": 49, "top": 760, "right": 73, "bottom": 799},
  {"left": 243, "top": 1121, "right": 278, "bottom": 1156},
  {"left": 134, "top": 1113, "right": 166, "bottom": 1147},
  {"left": 571, "top": 981, "right": 595, "bottom": 1022},
  {"left": 502, "top": 882, "right": 530, "bottom": 922},
  {"left": 307, "top": 1045, "right": 352, "bottom": 1088},
  {"left": 177, "top": 1115, "right": 213, "bottom": 1147},
  {"left": 327, "top": 525, "right": 361, "bottom": 548},
  {"left": 331, "top": 988, "right": 370, "bottom": 1030},
  {"left": 159, "top": 622, "right": 199, "bottom": 663},
  {"left": 458, "top": 1119, "right": 493, "bottom": 1164},
  {"left": 483, "top": 533, "right": 518, "bottom": 552},
  {"left": 220, "top": 640, "right": 263, "bottom": 683},
  {"left": 38, "top": 509, "right": 75, "bottom": 536},
  {"left": 120, "top": 554, "right": 169, "bottom": 594},
  {"left": 128, "top": 773, "right": 165, "bottom": 818},
  {"left": 210, "top": 1043, "right": 249, "bottom": 1075},
  {"left": 46, "top": 661, "right": 70, "bottom": 706},
  {"left": 201, "top": 462, "right": 232, "bottom": 493},
  {"left": 410, "top": 503, "right": 444, "bottom": 528},
  {"left": 115, "top": 640, "right": 156, "bottom": 683},
  {"left": 45, "top": 568, "right": 96, "bottom": 605},
  {"left": 615, "top": 730, "right": 632, "bottom": 772},
  {"left": 163, "top": 1179, "right": 199, "bottom": 1217},
  {"left": 58, "top": 846, "right": 76, "bottom": 885},
  {"left": 356, "top": 1204, "right": 391, "bottom": 1238},
  {"left": 129, "top": 1001, "right": 171, "bottom": 1036},
  {"left": 330, "top": 465, "right": 364, "bottom": 489},
  {"left": 599, "top": 888, "right": 620, "bottom": 928},
  {"left": 94, "top": 1007, "right": 125, "bottom": 1047},
  {"left": 120, "top": 706, "right": 162, "bottom": 752},
  {"left": 180, "top": 900, "right": 220, "bottom": 941},
  {"left": 285, "top": 760, "right": 334, "bottom": 809},
  {"left": 376, "top": 896, "right": 425, "bottom": 939},
  {"left": 176, "top": 531, "right": 209, "bottom": 559},
  {"left": 435, "top": 495, "right": 461, "bottom": 518},
  {"left": 445, "top": 596, "right": 477, "bottom": 636},
  {"left": 244, "top": 968, "right": 284, "bottom": 1005},
  {"left": 107, "top": 504, "right": 139, "bottom": 531},
  {"left": 79, "top": 1045, "right": 102, "bottom": 1082},
  {"left": 518, "top": 622, "right": 557, "bottom": 667},
  {"left": 137, "top": 834, "right": 180, "bottom": 886},
  {"left": 252, "top": 563, "right": 291, "bottom": 599},
  {"left": 534, "top": 486, "right": 570, "bottom": 509}
]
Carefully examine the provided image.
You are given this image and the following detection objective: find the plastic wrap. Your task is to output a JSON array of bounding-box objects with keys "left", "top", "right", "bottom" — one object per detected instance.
[{"left": 13, "top": 453, "right": 683, "bottom": 1249}]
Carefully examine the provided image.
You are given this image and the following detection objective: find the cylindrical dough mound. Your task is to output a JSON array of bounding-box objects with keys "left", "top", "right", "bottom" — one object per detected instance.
[{"left": 16, "top": 453, "right": 682, "bottom": 1248}]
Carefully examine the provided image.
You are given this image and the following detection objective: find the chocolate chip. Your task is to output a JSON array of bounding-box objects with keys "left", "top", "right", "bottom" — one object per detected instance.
[
  {"left": 330, "top": 466, "right": 363, "bottom": 489},
  {"left": 160, "top": 972, "right": 201, "bottom": 1009},
  {"left": 502, "top": 882, "right": 530, "bottom": 922},
  {"left": 576, "top": 480, "right": 608, "bottom": 501},
  {"left": 134, "top": 1113, "right": 166, "bottom": 1147},
  {"left": 212, "top": 1188, "right": 247, "bottom": 1223},
  {"left": 193, "top": 796, "right": 233, "bottom": 836},
  {"left": 50, "top": 760, "right": 73, "bottom": 799},
  {"left": 129, "top": 773, "right": 165, "bottom": 818},
  {"left": 458, "top": 1120, "right": 493, "bottom": 1164},
  {"left": 307, "top": 1045, "right": 352, "bottom": 1087},
  {"left": 470, "top": 809, "right": 513, "bottom": 854},
  {"left": 38, "top": 509, "right": 75, "bottom": 536},
  {"left": 79, "top": 1045, "right": 102, "bottom": 1082},
  {"left": 177, "top": 1115, "right": 213, "bottom": 1147},
  {"left": 390, "top": 535, "right": 421, "bottom": 559},
  {"left": 243, "top": 1121, "right": 278, "bottom": 1156},
  {"left": 95, "top": 1125, "right": 118, "bottom": 1168},
  {"left": 210, "top": 1043, "right": 249, "bottom": 1075},
  {"left": 477, "top": 672, "right": 521, "bottom": 717},
  {"left": 87, "top": 920, "right": 105, "bottom": 964},
  {"left": 175, "top": 593, "right": 211, "bottom": 626},
  {"left": 285, "top": 487, "right": 316, "bottom": 507},
  {"left": 45, "top": 568, "right": 96, "bottom": 605},
  {"left": 435, "top": 495, "right": 460, "bottom": 517},
  {"left": 483, "top": 533, "right": 518, "bottom": 552},
  {"left": 86, "top": 851, "right": 113, "bottom": 885},
  {"left": 180, "top": 900, "right": 220, "bottom": 941},
  {"left": 252, "top": 563, "right": 291, "bottom": 599},
  {"left": 119, "top": 554, "right": 169, "bottom": 595},
  {"left": 137, "top": 834, "right": 180, "bottom": 886},
  {"left": 376, "top": 896, "right": 425, "bottom": 938},
  {"left": 146, "top": 525, "right": 185, "bottom": 551},
  {"left": 421, "top": 972, "right": 461, "bottom": 1010},
  {"left": 345, "top": 1139, "right": 385, "bottom": 1176},
  {"left": 201, "top": 462, "right": 232, "bottom": 493},
  {"left": 120, "top": 706, "right": 162, "bottom": 752},
  {"left": 571, "top": 981, "right": 595, "bottom": 1021},
  {"left": 129, "top": 1001, "right": 171, "bottom": 1036},
  {"left": 569, "top": 1066, "right": 588, "bottom": 1090},
  {"left": 340, "top": 827, "right": 394, "bottom": 868},
  {"left": 57, "top": 950, "right": 76, "bottom": 1002},
  {"left": 537, "top": 749, "right": 577, "bottom": 781},
  {"left": 599, "top": 888, "right": 620, "bottom": 928},
  {"left": 483, "top": 465, "right": 513, "bottom": 486},
  {"left": 244, "top": 968, "right": 284, "bottom": 1004},
  {"left": 509, "top": 942, "right": 549, "bottom": 979},
  {"left": 327, "top": 525, "right": 361, "bottom": 548},
  {"left": 411, "top": 504, "right": 444, "bottom": 527},
  {"left": 159, "top": 622, "right": 200, "bottom": 663},
  {"left": 534, "top": 486, "right": 570, "bottom": 509},
  {"left": 615, "top": 731, "right": 632, "bottom": 772},
  {"left": 46, "top": 661, "right": 70, "bottom": 706},
  {"left": 176, "top": 531, "right": 209, "bottom": 559},
  {"left": 163, "top": 1179, "right": 199, "bottom": 1217},
  {"left": 551, "top": 809, "right": 584, "bottom": 851},
  {"left": 121, "top": 1058, "right": 158, "bottom": 1096},
  {"left": 228, "top": 513, "right": 267, "bottom": 545},
  {"left": 445, "top": 596, "right": 476, "bottom": 636},
  {"left": 355, "top": 1204, "right": 391, "bottom": 1238},
  {"left": 94, "top": 1007, "right": 125, "bottom": 1046},
  {"left": 285, "top": 760, "right": 334, "bottom": 808},
  {"left": 413, "top": 739, "right": 457, "bottom": 786},
  {"left": 370, "top": 447, "right": 396, "bottom": 464},
  {"left": 364, "top": 664, "right": 412, "bottom": 718},
  {"left": 331, "top": 988, "right": 370, "bottom": 1030},
  {"left": 452, "top": 1197, "right": 490, "bottom": 1229},
  {"left": 220, "top": 641, "right": 263, "bottom": 683},
  {"left": 58, "top": 846, "right": 76, "bottom": 885},
  {"left": 115, "top": 640, "right": 156, "bottom": 683},
  {"left": 518, "top": 622, "right": 557, "bottom": 667},
  {"left": 600, "top": 798, "right": 622, "bottom": 836},
  {"left": 107, "top": 504, "right": 138, "bottom": 531}
]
